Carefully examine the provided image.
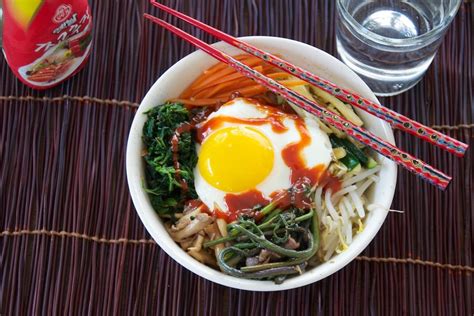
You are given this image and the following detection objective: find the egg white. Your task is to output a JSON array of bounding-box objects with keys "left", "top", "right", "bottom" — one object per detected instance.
[{"left": 194, "top": 98, "right": 332, "bottom": 212}]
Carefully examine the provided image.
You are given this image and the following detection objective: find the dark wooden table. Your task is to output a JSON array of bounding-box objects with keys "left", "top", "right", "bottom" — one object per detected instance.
[{"left": 1, "top": 1, "right": 472, "bottom": 315}]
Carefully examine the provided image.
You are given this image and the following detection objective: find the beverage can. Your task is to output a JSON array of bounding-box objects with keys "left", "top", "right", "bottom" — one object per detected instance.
[{"left": 2, "top": 0, "right": 92, "bottom": 89}]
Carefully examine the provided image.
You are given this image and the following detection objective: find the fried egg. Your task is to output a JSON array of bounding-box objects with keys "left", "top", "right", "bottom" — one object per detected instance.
[{"left": 194, "top": 98, "right": 332, "bottom": 214}]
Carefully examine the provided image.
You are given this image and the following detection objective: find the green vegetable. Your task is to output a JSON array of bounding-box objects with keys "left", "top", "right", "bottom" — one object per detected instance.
[
  {"left": 217, "top": 247, "right": 306, "bottom": 280},
  {"left": 242, "top": 209, "right": 320, "bottom": 275},
  {"left": 330, "top": 136, "right": 359, "bottom": 170},
  {"left": 240, "top": 258, "right": 307, "bottom": 273},
  {"left": 329, "top": 134, "right": 370, "bottom": 169},
  {"left": 339, "top": 152, "right": 360, "bottom": 171},
  {"left": 261, "top": 208, "right": 283, "bottom": 224},
  {"left": 215, "top": 208, "right": 319, "bottom": 282},
  {"left": 331, "top": 135, "right": 369, "bottom": 166},
  {"left": 259, "top": 201, "right": 278, "bottom": 217},
  {"left": 203, "top": 209, "right": 311, "bottom": 248},
  {"left": 142, "top": 102, "right": 198, "bottom": 216},
  {"left": 366, "top": 157, "right": 378, "bottom": 169}
]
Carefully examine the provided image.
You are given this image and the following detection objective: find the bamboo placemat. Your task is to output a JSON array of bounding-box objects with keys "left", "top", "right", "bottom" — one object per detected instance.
[{"left": 1, "top": 1, "right": 472, "bottom": 315}]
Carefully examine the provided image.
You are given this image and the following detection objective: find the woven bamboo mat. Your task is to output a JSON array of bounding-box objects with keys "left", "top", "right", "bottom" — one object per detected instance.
[{"left": 1, "top": 1, "right": 472, "bottom": 315}]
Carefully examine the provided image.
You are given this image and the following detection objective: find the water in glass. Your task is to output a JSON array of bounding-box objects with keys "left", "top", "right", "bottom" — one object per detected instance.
[{"left": 336, "top": 0, "right": 461, "bottom": 96}]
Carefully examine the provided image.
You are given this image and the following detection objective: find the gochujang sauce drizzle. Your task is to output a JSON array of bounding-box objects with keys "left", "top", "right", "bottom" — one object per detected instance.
[
  {"left": 190, "top": 107, "right": 214, "bottom": 125},
  {"left": 281, "top": 117, "right": 341, "bottom": 193},
  {"left": 222, "top": 190, "right": 270, "bottom": 222},
  {"left": 170, "top": 107, "right": 214, "bottom": 196},
  {"left": 319, "top": 170, "right": 342, "bottom": 193},
  {"left": 185, "top": 199, "right": 209, "bottom": 213},
  {"left": 189, "top": 98, "right": 342, "bottom": 222},
  {"left": 268, "top": 177, "right": 314, "bottom": 210},
  {"left": 195, "top": 98, "right": 296, "bottom": 143},
  {"left": 171, "top": 122, "right": 193, "bottom": 194},
  {"left": 281, "top": 119, "right": 326, "bottom": 185}
]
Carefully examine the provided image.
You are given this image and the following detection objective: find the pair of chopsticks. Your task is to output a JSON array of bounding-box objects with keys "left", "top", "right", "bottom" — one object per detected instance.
[{"left": 144, "top": 1, "right": 468, "bottom": 190}]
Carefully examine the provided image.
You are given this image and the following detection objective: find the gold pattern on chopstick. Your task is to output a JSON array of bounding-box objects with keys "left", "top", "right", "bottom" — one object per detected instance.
[{"left": 2, "top": 229, "right": 473, "bottom": 273}]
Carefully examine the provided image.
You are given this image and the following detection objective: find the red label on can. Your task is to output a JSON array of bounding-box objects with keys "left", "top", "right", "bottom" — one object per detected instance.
[{"left": 2, "top": 0, "right": 93, "bottom": 89}]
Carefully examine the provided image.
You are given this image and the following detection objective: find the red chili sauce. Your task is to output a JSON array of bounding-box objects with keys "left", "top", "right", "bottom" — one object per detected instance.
[
  {"left": 193, "top": 98, "right": 342, "bottom": 222},
  {"left": 218, "top": 190, "right": 270, "bottom": 222},
  {"left": 170, "top": 122, "right": 193, "bottom": 194},
  {"left": 195, "top": 99, "right": 291, "bottom": 143}
]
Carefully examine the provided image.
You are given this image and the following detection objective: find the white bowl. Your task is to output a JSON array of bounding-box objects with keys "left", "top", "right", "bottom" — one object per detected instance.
[{"left": 126, "top": 36, "right": 397, "bottom": 291}]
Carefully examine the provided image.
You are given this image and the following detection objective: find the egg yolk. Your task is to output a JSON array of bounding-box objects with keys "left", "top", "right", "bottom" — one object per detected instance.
[{"left": 198, "top": 126, "right": 274, "bottom": 193}]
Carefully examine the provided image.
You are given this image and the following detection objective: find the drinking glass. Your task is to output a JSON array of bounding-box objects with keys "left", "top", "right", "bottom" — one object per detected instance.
[{"left": 336, "top": 0, "right": 462, "bottom": 96}]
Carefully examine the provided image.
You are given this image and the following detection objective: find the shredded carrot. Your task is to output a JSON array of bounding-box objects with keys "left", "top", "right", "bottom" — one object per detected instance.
[
  {"left": 188, "top": 58, "right": 262, "bottom": 91},
  {"left": 192, "top": 59, "right": 265, "bottom": 91},
  {"left": 194, "top": 77, "right": 255, "bottom": 99},
  {"left": 186, "top": 53, "right": 282, "bottom": 90},
  {"left": 211, "top": 78, "right": 257, "bottom": 96},
  {"left": 180, "top": 67, "right": 230, "bottom": 98},
  {"left": 170, "top": 97, "right": 228, "bottom": 107},
  {"left": 210, "top": 80, "right": 305, "bottom": 100},
  {"left": 219, "top": 65, "right": 263, "bottom": 84},
  {"left": 177, "top": 53, "right": 291, "bottom": 105},
  {"left": 234, "top": 54, "right": 253, "bottom": 60},
  {"left": 198, "top": 54, "right": 255, "bottom": 77},
  {"left": 202, "top": 62, "right": 229, "bottom": 75},
  {"left": 189, "top": 67, "right": 237, "bottom": 92},
  {"left": 190, "top": 65, "right": 264, "bottom": 97},
  {"left": 198, "top": 54, "right": 251, "bottom": 75},
  {"left": 237, "top": 85, "right": 268, "bottom": 97},
  {"left": 180, "top": 83, "right": 200, "bottom": 99},
  {"left": 215, "top": 84, "right": 267, "bottom": 98},
  {"left": 262, "top": 65, "right": 280, "bottom": 73},
  {"left": 185, "top": 67, "right": 225, "bottom": 92}
]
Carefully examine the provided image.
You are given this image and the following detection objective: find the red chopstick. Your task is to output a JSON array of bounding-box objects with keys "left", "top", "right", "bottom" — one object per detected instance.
[
  {"left": 150, "top": 0, "right": 468, "bottom": 158},
  {"left": 143, "top": 13, "right": 452, "bottom": 190}
]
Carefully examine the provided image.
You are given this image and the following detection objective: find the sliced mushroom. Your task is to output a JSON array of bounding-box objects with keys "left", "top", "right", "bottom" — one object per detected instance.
[
  {"left": 171, "top": 217, "right": 191, "bottom": 231},
  {"left": 216, "top": 218, "right": 228, "bottom": 237},
  {"left": 245, "top": 256, "right": 260, "bottom": 267},
  {"left": 258, "top": 249, "right": 281, "bottom": 263},
  {"left": 188, "top": 248, "right": 218, "bottom": 267},
  {"left": 204, "top": 221, "right": 221, "bottom": 241},
  {"left": 284, "top": 236, "right": 300, "bottom": 250},
  {"left": 168, "top": 213, "right": 213, "bottom": 242},
  {"left": 179, "top": 237, "right": 195, "bottom": 250},
  {"left": 188, "top": 234, "right": 205, "bottom": 252}
]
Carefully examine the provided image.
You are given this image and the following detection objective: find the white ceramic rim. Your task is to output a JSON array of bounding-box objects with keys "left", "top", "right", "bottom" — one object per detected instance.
[{"left": 126, "top": 36, "right": 397, "bottom": 291}]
